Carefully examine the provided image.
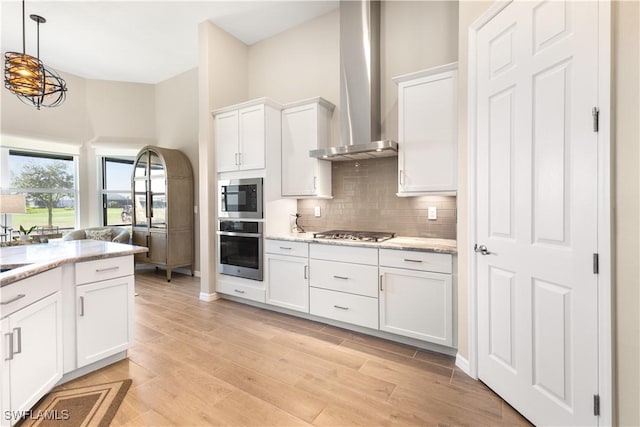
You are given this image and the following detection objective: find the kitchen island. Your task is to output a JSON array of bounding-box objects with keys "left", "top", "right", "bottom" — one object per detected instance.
[{"left": 0, "top": 240, "right": 147, "bottom": 427}]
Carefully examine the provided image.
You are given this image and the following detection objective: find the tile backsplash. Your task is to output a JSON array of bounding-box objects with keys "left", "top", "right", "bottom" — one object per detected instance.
[{"left": 296, "top": 157, "right": 457, "bottom": 239}]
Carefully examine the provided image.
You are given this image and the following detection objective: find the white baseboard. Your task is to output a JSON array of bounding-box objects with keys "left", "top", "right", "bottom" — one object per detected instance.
[
  {"left": 199, "top": 292, "right": 219, "bottom": 302},
  {"left": 455, "top": 353, "right": 473, "bottom": 377}
]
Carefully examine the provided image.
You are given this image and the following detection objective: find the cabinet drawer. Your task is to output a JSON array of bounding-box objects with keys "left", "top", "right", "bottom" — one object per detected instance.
[
  {"left": 309, "top": 259, "right": 378, "bottom": 298},
  {"left": 0, "top": 268, "right": 61, "bottom": 318},
  {"left": 75, "top": 255, "right": 134, "bottom": 285},
  {"left": 217, "top": 280, "right": 265, "bottom": 303},
  {"left": 265, "top": 239, "right": 308, "bottom": 258},
  {"left": 309, "top": 287, "right": 378, "bottom": 330},
  {"left": 379, "top": 249, "right": 451, "bottom": 274},
  {"left": 310, "top": 244, "right": 378, "bottom": 265}
]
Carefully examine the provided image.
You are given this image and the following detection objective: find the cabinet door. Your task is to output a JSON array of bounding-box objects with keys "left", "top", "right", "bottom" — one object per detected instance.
[
  {"left": 215, "top": 110, "right": 240, "bottom": 172},
  {"left": 6, "top": 293, "right": 63, "bottom": 421},
  {"left": 238, "top": 105, "right": 266, "bottom": 171},
  {"left": 76, "top": 276, "right": 134, "bottom": 367},
  {"left": 266, "top": 254, "right": 309, "bottom": 313},
  {"left": 398, "top": 70, "right": 457, "bottom": 193},
  {"left": 148, "top": 231, "right": 167, "bottom": 264},
  {"left": 281, "top": 104, "right": 318, "bottom": 196},
  {"left": 379, "top": 267, "right": 453, "bottom": 346}
]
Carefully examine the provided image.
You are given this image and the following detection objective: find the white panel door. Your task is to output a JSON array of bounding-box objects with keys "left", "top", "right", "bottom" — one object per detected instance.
[
  {"left": 76, "top": 276, "right": 134, "bottom": 367},
  {"left": 281, "top": 104, "right": 318, "bottom": 196},
  {"left": 215, "top": 110, "right": 240, "bottom": 173},
  {"left": 475, "top": 1, "right": 599, "bottom": 425},
  {"left": 238, "top": 105, "right": 265, "bottom": 171}
]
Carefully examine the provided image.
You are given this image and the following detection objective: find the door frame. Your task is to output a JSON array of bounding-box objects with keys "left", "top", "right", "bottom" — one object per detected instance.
[{"left": 465, "top": 0, "right": 613, "bottom": 425}]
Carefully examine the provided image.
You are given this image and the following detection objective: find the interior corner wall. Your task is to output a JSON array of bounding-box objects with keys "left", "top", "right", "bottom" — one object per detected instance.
[
  {"left": 155, "top": 68, "right": 200, "bottom": 273},
  {"left": 198, "top": 20, "right": 248, "bottom": 295}
]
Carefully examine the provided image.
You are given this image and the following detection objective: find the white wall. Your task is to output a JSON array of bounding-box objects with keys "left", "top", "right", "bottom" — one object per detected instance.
[
  {"left": 198, "top": 20, "right": 249, "bottom": 296},
  {"left": 1, "top": 70, "right": 91, "bottom": 144},
  {"left": 613, "top": 0, "right": 640, "bottom": 424}
]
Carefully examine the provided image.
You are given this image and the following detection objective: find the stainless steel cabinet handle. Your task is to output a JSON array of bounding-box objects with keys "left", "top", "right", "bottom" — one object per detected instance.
[
  {"left": 146, "top": 235, "right": 150, "bottom": 257},
  {"left": 279, "top": 247, "right": 292, "bottom": 250},
  {"left": 403, "top": 258, "right": 423, "bottom": 263},
  {"left": 333, "top": 275, "right": 349, "bottom": 280},
  {"left": 333, "top": 305, "right": 349, "bottom": 310},
  {"left": 304, "top": 265, "right": 308, "bottom": 280},
  {"left": 96, "top": 266, "right": 120, "bottom": 273},
  {"left": 399, "top": 170, "right": 404, "bottom": 186},
  {"left": 235, "top": 153, "right": 239, "bottom": 165},
  {"left": 79, "top": 296, "right": 85, "bottom": 317},
  {"left": 474, "top": 244, "right": 492, "bottom": 255},
  {"left": 13, "top": 327, "right": 22, "bottom": 355},
  {"left": 1, "top": 294, "right": 26, "bottom": 305},
  {"left": 4, "top": 333, "right": 13, "bottom": 361},
  {"left": 313, "top": 176, "right": 317, "bottom": 190},
  {"left": 379, "top": 274, "right": 384, "bottom": 291},
  {"left": 234, "top": 289, "right": 245, "bottom": 294}
]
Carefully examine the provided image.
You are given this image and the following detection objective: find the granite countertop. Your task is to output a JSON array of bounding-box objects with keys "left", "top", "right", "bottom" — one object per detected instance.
[
  {"left": 265, "top": 232, "right": 457, "bottom": 254},
  {"left": 0, "top": 240, "right": 148, "bottom": 287}
]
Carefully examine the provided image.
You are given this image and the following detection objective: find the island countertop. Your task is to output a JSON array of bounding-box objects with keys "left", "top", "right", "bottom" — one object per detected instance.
[{"left": 0, "top": 240, "right": 148, "bottom": 287}]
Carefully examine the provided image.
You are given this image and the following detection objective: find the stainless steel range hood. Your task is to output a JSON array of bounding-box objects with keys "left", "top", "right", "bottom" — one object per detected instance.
[{"left": 309, "top": 0, "right": 398, "bottom": 161}]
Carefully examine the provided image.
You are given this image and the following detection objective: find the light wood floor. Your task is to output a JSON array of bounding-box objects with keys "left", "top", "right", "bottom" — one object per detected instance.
[{"left": 61, "top": 269, "right": 533, "bottom": 426}]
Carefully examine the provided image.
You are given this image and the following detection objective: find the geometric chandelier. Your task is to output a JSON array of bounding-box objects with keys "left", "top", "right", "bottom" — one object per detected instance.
[{"left": 4, "top": 0, "right": 67, "bottom": 109}]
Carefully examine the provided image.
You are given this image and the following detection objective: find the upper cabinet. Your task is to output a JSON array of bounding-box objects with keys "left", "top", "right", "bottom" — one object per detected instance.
[
  {"left": 281, "top": 97, "right": 334, "bottom": 198},
  {"left": 394, "top": 63, "right": 458, "bottom": 196},
  {"left": 213, "top": 98, "right": 282, "bottom": 173}
]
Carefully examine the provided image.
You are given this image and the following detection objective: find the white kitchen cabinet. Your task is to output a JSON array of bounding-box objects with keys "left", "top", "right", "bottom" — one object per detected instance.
[
  {"left": 379, "top": 249, "right": 453, "bottom": 346},
  {"left": 281, "top": 97, "right": 334, "bottom": 198},
  {"left": 265, "top": 240, "right": 309, "bottom": 313},
  {"left": 1, "top": 281, "right": 62, "bottom": 427},
  {"left": 75, "top": 256, "right": 135, "bottom": 368},
  {"left": 394, "top": 62, "right": 458, "bottom": 195},
  {"left": 309, "top": 243, "right": 379, "bottom": 329},
  {"left": 213, "top": 98, "right": 282, "bottom": 173}
]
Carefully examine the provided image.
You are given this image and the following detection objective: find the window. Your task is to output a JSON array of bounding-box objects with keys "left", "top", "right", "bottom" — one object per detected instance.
[
  {"left": 6, "top": 150, "right": 78, "bottom": 231},
  {"left": 101, "top": 157, "right": 134, "bottom": 226}
]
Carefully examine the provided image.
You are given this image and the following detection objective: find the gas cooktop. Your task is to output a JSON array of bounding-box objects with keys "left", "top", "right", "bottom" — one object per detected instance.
[{"left": 312, "top": 230, "right": 395, "bottom": 243}]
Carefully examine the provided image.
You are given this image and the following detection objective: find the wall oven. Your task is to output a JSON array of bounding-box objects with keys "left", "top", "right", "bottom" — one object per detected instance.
[
  {"left": 218, "top": 178, "right": 263, "bottom": 219},
  {"left": 217, "top": 220, "right": 263, "bottom": 281}
]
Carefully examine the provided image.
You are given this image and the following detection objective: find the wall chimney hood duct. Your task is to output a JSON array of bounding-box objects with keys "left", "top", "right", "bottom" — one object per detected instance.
[{"left": 310, "top": 0, "right": 397, "bottom": 161}]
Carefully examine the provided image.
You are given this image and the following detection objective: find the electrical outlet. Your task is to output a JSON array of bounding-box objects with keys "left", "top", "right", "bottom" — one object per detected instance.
[
  {"left": 428, "top": 206, "right": 437, "bottom": 220},
  {"left": 314, "top": 206, "right": 321, "bottom": 217}
]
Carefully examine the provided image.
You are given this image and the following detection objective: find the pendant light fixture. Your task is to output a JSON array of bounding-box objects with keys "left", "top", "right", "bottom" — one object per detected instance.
[{"left": 3, "top": 0, "right": 67, "bottom": 109}]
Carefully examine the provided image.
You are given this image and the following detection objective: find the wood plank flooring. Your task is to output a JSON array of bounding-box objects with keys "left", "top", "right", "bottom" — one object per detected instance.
[{"left": 60, "top": 269, "right": 533, "bottom": 426}]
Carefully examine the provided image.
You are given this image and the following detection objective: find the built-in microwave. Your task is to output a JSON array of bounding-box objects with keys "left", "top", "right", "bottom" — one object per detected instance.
[{"left": 218, "top": 178, "right": 263, "bottom": 219}]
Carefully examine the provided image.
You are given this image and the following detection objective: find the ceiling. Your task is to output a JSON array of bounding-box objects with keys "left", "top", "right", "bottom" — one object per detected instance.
[{"left": 1, "top": 1, "right": 338, "bottom": 84}]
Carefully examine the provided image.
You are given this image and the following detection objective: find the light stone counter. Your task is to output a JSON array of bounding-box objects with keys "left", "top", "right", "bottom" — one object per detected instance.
[
  {"left": 265, "top": 232, "right": 457, "bottom": 254},
  {"left": 0, "top": 240, "right": 148, "bottom": 286}
]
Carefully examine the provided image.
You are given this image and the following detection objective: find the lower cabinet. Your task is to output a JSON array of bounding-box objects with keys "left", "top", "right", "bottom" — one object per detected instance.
[
  {"left": 309, "top": 287, "right": 378, "bottom": 329},
  {"left": 265, "top": 241, "right": 309, "bottom": 313},
  {"left": 379, "top": 267, "right": 453, "bottom": 346},
  {"left": 76, "top": 276, "right": 135, "bottom": 368},
  {"left": 1, "top": 292, "right": 63, "bottom": 427}
]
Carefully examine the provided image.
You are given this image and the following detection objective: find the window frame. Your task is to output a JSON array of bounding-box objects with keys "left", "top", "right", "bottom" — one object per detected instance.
[{"left": 99, "top": 156, "right": 134, "bottom": 227}]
